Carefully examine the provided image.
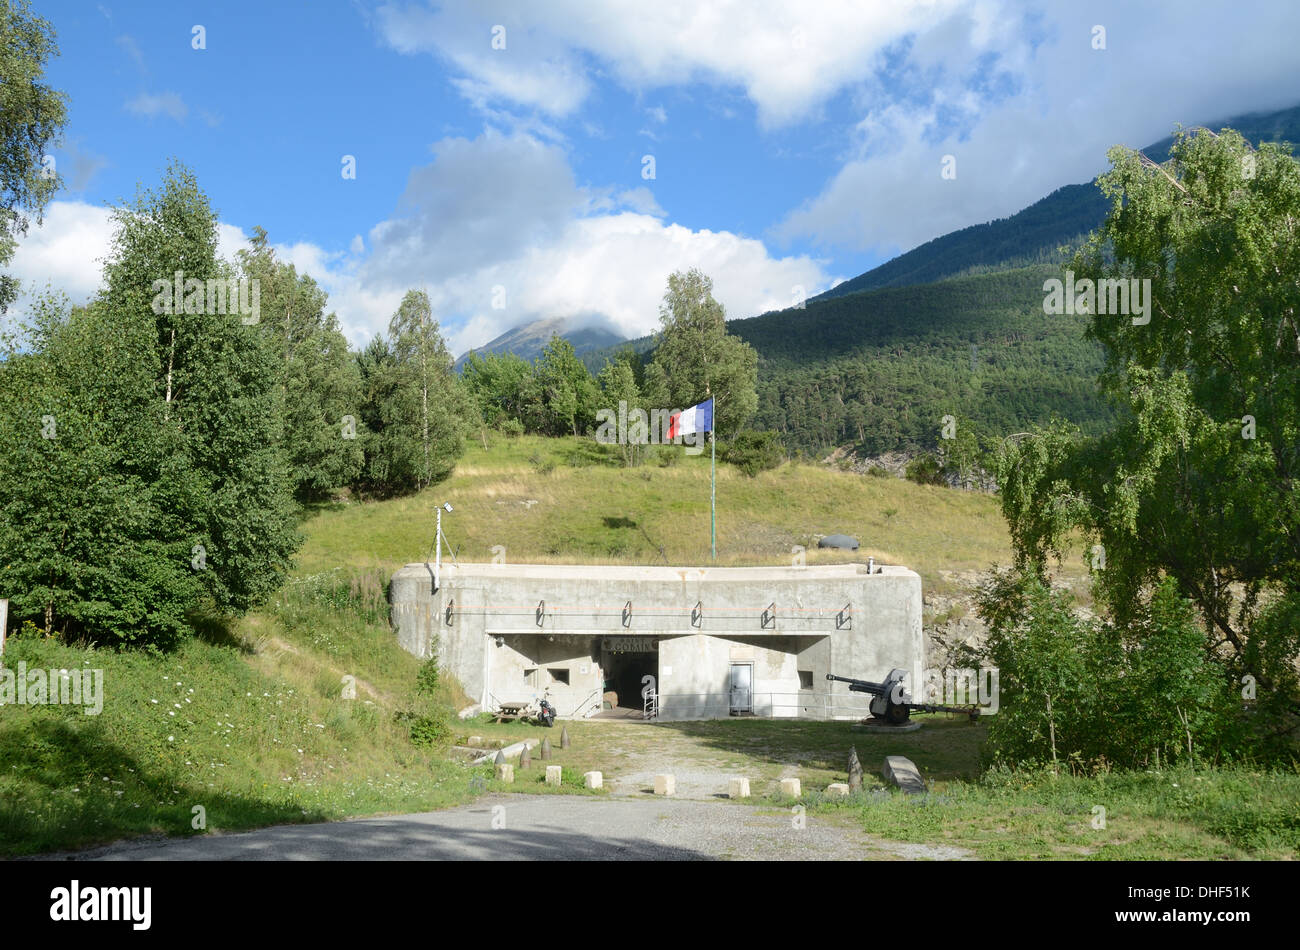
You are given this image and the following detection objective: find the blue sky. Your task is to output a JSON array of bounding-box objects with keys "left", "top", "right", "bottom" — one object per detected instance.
[{"left": 14, "top": 1, "right": 1300, "bottom": 355}]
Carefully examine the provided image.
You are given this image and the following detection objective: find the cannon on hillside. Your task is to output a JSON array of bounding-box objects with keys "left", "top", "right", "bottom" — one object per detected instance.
[{"left": 826, "top": 669, "right": 980, "bottom": 725}]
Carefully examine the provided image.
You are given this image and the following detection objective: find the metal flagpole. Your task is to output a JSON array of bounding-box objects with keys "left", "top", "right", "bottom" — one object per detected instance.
[{"left": 710, "top": 429, "right": 716, "bottom": 562}]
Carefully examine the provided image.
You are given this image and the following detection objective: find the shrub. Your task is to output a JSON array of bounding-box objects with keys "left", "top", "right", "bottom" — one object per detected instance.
[
  {"left": 498, "top": 417, "right": 525, "bottom": 438},
  {"left": 722, "top": 430, "right": 784, "bottom": 477},
  {"left": 977, "top": 569, "right": 1241, "bottom": 771},
  {"left": 904, "top": 453, "right": 944, "bottom": 485}
]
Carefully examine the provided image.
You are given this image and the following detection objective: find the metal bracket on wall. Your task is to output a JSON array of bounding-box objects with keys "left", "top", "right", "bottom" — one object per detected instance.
[
  {"left": 621, "top": 600, "right": 632, "bottom": 627},
  {"left": 761, "top": 602, "right": 776, "bottom": 629},
  {"left": 836, "top": 603, "right": 851, "bottom": 630},
  {"left": 535, "top": 600, "right": 545, "bottom": 627},
  {"left": 691, "top": 600, "right": 703, "bottom": 627},
  {"left": 445, "top": 598, "right": 455, "bottom": 627}
]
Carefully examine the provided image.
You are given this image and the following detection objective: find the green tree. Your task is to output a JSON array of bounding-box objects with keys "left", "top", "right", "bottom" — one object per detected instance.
[
  {"left": 997, "top": 127, "right": 1300, "bottom": 722},
  {"left": 0, "top": 0, "right": 68, "bottom": 311},
  {"left": 237, "top": 227, "right": 364, "bottom": 499},
  {"left": 360, "top": 291, "right": 469, "bottom": 494},
  {"left": 0, "top": 295, "right": 198, "bottom": 646},
  {"left": 650, "top": 269, "right": 757, "bottom": 437},
  {"left": 461, "top": 350, "right": 534, "bottom": 429},
  {"left": 596, "top": 355, "right": 643, "bottom": 465},
  {"left": 100, "top": 162, "right": 299, "bottom": 616},
  {"left": 532, "top": 334, "right": 599, "bottom": 437}
]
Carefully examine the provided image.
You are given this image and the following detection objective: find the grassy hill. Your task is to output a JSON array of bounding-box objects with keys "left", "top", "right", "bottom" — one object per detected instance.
[
  {"left": 0, "top": 434, "right": 1014, "bottom": 855},
  {"left": 5, "top": 435, "right": 1296, "bottom": 859},
  {"left": 296, "top": 434, "right": 1017, "bottom": 590}
]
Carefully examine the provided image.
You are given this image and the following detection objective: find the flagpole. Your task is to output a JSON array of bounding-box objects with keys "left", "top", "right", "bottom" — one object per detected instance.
[{"left": 710, "top": 429, "right": 716, "bottom": 562}]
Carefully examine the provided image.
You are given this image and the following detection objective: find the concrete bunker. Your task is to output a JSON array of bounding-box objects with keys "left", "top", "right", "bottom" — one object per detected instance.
[{"left": 389, "top": 562, "right": 923, "bottom": 722}]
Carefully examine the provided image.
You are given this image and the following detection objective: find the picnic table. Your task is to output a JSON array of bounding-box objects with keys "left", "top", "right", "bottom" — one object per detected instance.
[{"left": 492, "top": 700, "right": 534, "bottom": 723}]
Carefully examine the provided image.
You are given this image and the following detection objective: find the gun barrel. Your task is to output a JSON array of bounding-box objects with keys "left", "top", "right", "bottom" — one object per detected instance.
[{"left": 825, "top": 672, "right": 885, "bottom": 695}]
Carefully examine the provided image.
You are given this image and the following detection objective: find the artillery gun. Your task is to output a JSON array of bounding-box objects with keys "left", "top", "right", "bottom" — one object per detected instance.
[{"left": 826, "top": 669, "right": 980, "bottom": 725}]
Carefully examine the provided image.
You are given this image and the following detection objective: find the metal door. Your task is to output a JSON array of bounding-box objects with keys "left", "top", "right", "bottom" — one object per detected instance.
[{"left": 729, "top": 662, "right": 753, "bottom": 714}]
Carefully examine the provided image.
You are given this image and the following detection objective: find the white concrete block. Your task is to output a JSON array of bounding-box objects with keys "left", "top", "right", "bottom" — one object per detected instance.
[
  {"left": 654, "top": 774, "right": 676, "bottom": 796},
  {"left": 825, "top": 782, "right": 850, "bottom": 797},
  {"left": 728, "top": 777, "right": 750, "bottom": 799},
  {"left": 780, "top": 777, "right": 802, "bottom": 798},
  {"left": 495, "top": 763, "right": 514, "bottom": 783},
  {"left": 545, "top": 765, "right": 563, "bottom": 786},
  {"left": 583, "top": 771, "right": 603, "bottom": 789},
  {"left": 882, "top": 755, "right": 926, "bottom": 795}
]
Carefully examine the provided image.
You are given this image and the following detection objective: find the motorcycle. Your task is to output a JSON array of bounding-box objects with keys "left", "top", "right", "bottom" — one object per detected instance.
[{"left": 536, "top": 695, "right": 556, "bottom": 727}]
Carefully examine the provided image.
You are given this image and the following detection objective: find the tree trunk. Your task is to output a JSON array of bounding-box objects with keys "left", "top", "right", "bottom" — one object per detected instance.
[{"left": 164, "top": 327, "right": 176, "bottom": 418}]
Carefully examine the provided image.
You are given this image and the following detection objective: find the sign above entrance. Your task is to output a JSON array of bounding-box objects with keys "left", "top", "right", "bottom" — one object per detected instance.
[{"left": 603, "top": 637, "right": 658, "bottom": 653}]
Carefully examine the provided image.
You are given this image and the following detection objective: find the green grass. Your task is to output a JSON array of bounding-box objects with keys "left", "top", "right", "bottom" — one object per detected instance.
[{"left": 0, "top": 572, "right": 480, "bottom": 857}]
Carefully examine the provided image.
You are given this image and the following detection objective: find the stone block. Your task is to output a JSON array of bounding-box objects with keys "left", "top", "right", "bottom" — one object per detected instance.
[
  {"left": 654, "top": 774, "right": 676, "bottom": 796},
  {"left": 583, "top": 771, "right": 602, "bottom": 789},
  {"left": 882, "top": 755, "right": 926, "bottom": 795},
  {"left": 728, "top": 777, "right": 750, "bottom": 799},
  {"left": 780, "top": 777, "right": 801, "bottom": 798},
  {"left": 495, "top": 763, "right": 514, "bottom": 783},
  {"left": 825, "top": 783, "right": 850, "bottom": 797},
  {"left": 545, "top": 765, "right": 563, "bottom": 786}
]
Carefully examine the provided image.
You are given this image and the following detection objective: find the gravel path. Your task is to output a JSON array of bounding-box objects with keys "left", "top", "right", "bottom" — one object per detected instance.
[{"left": 47, "top": 795, "right": 970, "bottom": 861}]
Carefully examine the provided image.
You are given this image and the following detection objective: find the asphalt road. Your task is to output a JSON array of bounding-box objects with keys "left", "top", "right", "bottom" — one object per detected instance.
[{"left": 47, "top": 795, "right": 966, "bottom": 861}]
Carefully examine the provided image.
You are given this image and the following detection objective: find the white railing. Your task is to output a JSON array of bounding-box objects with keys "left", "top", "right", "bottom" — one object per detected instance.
[{"left": 651, "top": 691, "right": 878, "bottom": 721}]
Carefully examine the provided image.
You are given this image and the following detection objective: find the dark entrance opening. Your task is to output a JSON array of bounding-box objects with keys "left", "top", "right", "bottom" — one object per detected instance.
[{"left": 602, "top": 645, "right": 658, "bottom": 714}]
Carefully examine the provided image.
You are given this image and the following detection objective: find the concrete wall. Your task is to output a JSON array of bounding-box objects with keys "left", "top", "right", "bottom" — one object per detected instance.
[{"left": 389, "top": 562, "right": 924, "bottom": 721}]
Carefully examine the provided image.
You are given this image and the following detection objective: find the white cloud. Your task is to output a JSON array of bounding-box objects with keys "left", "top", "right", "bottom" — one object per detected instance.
[
  {"left": 7, "top": 130, "right": 829, "bottom": 359},
  {"left": 125, "top": 92, "right": 188, "bottom": 121},
  {"left": 6, "top": 201, "right": 115, "bottom": 309},
  {"left": 373, "top": 0, "right": 1006, "bottom": 127},
  {"left": 773, "top": 1, "right": 1300, "bottom": 254}
]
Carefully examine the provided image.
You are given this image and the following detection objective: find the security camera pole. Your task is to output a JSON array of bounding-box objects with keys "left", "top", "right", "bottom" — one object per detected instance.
[{"left": 433, "top": 502, "right": 457, "bottom": 592}]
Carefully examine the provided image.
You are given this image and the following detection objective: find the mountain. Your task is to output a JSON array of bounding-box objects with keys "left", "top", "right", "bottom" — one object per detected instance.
[
  {"left": 574, "top": 104, "right": 1300, "bottom": 457},
  {"left": 811, "top": 104, "right": 1300, "bottom": 303},
  {"left": 455, "top": 317, "right": 625, "bottom": 370}
]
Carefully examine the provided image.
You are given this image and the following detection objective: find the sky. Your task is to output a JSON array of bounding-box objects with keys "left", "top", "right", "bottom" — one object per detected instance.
[{"left": 10, "top": 0, "right": 1300, "bottom": 356}]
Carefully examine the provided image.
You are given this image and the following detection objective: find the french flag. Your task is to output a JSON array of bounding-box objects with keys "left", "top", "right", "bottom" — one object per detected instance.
[{"left": 666, "top": 398, "right": 713, "bottom": 439}]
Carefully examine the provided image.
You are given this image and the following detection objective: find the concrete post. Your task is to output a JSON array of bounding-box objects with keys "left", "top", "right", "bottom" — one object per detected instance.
[
  {"left": 728, "top": 777, "right": 750, "bottom": 799},
  {"left": 495, "top": 763, "right": 514, "bottom": 782},
  {"left": 545, "top": 765, "right": 562, "bottom": 786},
  {"left": 583, "top": 771, "right": 602, "bottom": 789},
  {"left": 519, "top": 744, "right": 532, "bottom": 768},
  {"left": 848, "top": 745, "right": 863, "bottom": 791},
  {"left": 654, "top": 774, "right": 675, "bottom": 796},
  {"left": 540, "top": 737, "right": 551, "bottom": 759},
  {"left": 780, "top": 777, "right": 801, "bottom": 798},
  {"left": 560, "top": 726, "right": 570, "bottom": 749}
]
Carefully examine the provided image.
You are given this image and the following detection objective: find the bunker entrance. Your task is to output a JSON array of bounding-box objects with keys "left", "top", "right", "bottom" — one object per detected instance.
[{"left": 600, "top": 639, "right": 658, "bottom": 715}]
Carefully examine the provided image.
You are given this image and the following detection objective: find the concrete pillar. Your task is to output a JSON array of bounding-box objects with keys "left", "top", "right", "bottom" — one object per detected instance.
[
  {"left": 583, "top": 771, "right": 602, "bottom": 789},
  {"left": 545, "top": 765, "right": 563, "bottom": 786},
  {"left": 561, "top": 727, "right": 570, "bottom": 749},
  {"left": 780, "top": 777, "right": 801, "bottom": 798},
  {"left": 519, "top": 744, "right": 531, "bottom": 768},
  {"left": 826, "top": 783, "right": 850, "bottom": 797},
  {"left": 654, "top": 774, "right": 676, "bottom": 796},
  {"left": 540, "top": 738, "right": 552, "bottom": 759},
  {"left": 495, "top": 763, "right": 514, "bottom": 783},
  {"left": 728, "top": 777, "right": 750, "bottom": 799},
  {"left": 848, "top": 745, "right": 863, "bottom": 791}
]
